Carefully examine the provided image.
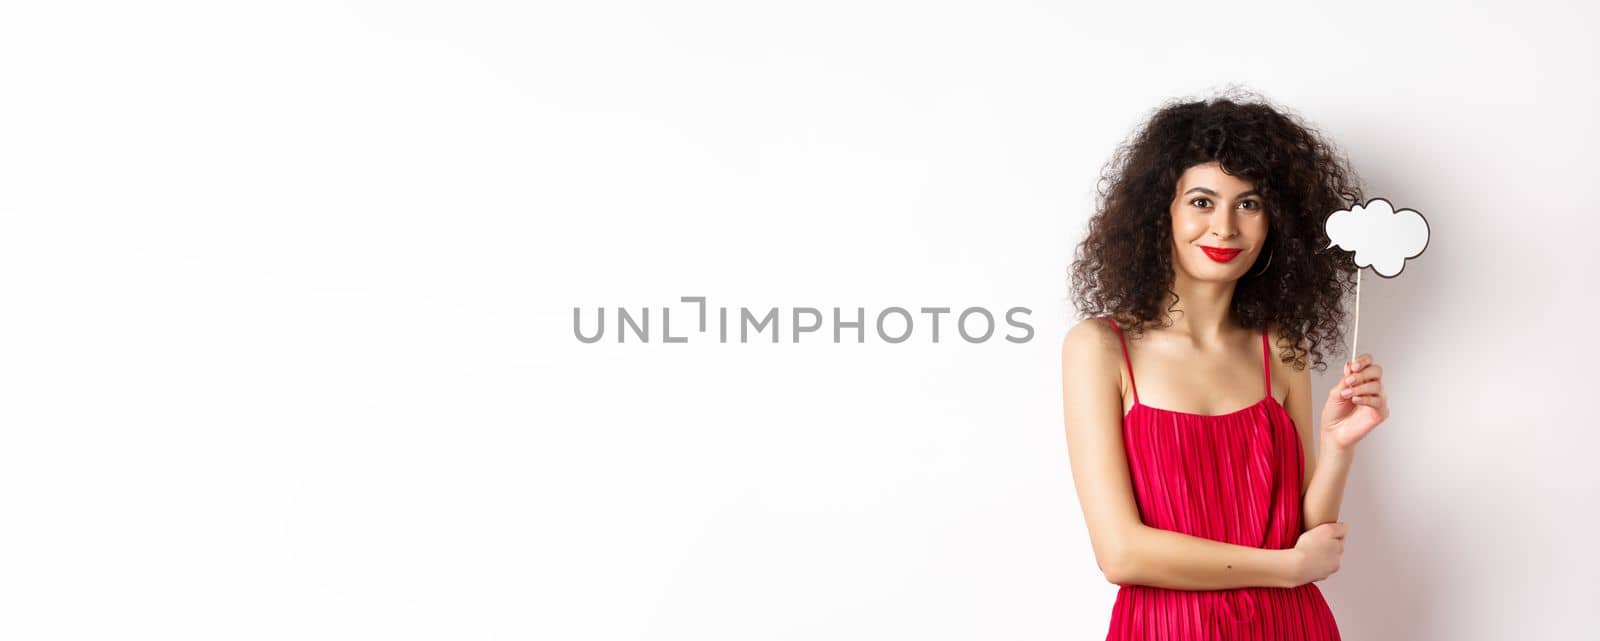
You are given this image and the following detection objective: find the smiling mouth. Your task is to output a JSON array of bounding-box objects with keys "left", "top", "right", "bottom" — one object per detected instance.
[{"left": 1200, "top": 246, "right": 1242, "bottom": 262}]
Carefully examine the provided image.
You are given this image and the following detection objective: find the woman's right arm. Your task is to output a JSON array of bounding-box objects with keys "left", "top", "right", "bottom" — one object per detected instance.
[{"left": 1061, "top": 319, "right": 1304, "bottom": 591}]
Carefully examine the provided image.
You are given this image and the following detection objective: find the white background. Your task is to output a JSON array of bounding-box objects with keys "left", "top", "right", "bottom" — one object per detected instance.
[{"left": 3, "top": 1, "right": 1596, "bottom": 639}]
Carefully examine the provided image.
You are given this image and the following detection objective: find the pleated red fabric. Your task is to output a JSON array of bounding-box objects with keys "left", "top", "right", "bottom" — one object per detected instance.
[{"left": 1101, "top": 317, "right": 1340, "bottom": 640}]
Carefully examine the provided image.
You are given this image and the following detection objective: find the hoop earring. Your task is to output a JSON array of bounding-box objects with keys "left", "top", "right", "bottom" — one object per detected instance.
[{"left": 1248, "top": 248, "right": 1274, "bottom": 277}]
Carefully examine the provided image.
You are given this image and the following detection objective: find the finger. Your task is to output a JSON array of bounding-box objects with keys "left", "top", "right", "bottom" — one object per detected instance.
[
  {"left": 1353, "top": 353, "right": 1372, "bottom": 371},
  {"left": 1351, "top": 364, "right": 1381, "bottom": 381},
  {"left": 1341, "top": 364, "right": 1382, "bottom": 387},
  {"left": 1340, "top": 381, "right": 1382, "bottom": 397}
]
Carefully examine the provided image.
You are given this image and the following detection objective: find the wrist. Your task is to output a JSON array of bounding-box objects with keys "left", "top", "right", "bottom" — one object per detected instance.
[
  {"left": 1279, "top": 548, "right": 1307, "bottom": 589},
  {"left": 1318, "top": 431, "right": 1357, "bottom": 458}
]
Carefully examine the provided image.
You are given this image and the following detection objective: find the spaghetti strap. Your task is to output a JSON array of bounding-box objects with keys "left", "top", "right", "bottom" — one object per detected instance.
[
  {"left": 1101, "top": 317, "right": 1140, "bottom": 404},
  {"left": 1261, "top": 327, "right": 1273, "bottom": 399}
]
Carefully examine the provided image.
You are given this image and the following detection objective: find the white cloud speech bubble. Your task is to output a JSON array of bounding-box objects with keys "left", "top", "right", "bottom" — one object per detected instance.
[{"left": 1324, "top": 197, "right": 1429, "bottom": 278}]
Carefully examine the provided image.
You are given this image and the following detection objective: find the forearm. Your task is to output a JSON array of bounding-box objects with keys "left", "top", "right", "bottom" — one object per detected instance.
[
  {"left": 1303, "top": 438, "right": 1356, "bottom": 529},
  {"left": 1113, "top": 524, "right": 1299, "bottom": 590}
]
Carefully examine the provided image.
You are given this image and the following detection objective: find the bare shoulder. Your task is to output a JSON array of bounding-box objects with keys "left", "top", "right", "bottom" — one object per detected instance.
[
  {"left": 1062, "top": 317, "right": 1125, "bottom": 400},
  {"left": 1062, "top": 317, "right": 1120, "bottom": 369}
]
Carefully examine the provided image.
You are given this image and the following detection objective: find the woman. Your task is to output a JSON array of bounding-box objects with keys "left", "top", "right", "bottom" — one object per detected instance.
[{"left": 1060, "top": 92, "right": 1391, "bottom": 640}]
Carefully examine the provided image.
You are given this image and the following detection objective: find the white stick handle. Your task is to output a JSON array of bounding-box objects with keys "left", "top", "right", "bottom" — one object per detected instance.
[{"left": 1350, "top": 268, "right": 1361, "bottom": 366}]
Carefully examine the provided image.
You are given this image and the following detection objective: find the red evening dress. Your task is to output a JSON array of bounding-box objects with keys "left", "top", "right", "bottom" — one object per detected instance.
[{"left": 1100, "top": 317, "right": 1341, "bottom": 640}]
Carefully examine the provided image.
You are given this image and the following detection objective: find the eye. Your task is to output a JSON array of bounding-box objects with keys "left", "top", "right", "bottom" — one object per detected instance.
[
  {"left": 1190, "top": 197, "right": 1212, "bottom": 209},
  {"left": 1238, "top": 200, "right": 1262, "bottom": 212}
]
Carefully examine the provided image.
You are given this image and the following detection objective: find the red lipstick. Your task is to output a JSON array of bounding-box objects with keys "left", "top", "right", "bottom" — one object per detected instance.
[{"left": 1201, "top": 246, "right": 1242, "bottom": 262}]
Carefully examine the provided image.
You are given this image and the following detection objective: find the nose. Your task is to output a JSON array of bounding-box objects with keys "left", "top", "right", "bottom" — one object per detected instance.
[{"left": 1210, "top": 212, "right": 1238, "bottom": 239}]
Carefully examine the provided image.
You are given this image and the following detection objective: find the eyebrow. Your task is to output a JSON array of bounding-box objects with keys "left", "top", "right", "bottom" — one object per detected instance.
[{"left": 1183, "top": 187, "right": 1260, "bottom": 198}]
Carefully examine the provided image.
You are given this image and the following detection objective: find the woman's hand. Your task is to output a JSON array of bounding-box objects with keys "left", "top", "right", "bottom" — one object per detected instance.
[
  {"left": 1319, "top": 352, "right": 1389, "bottom": 451},
  {"left": 1290, "top": 521, "right": 1348, "bottom": 585}
]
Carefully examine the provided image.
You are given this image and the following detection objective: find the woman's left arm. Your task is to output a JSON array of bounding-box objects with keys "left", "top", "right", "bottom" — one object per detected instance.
[{"left": 1292, "top": 350, "right": 1390, "bottom": 530}]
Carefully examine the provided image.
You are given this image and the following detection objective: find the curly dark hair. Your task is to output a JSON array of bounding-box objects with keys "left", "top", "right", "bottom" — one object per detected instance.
[{"left": 1069, "top": 88, "right": 1363, "bottom": 372}]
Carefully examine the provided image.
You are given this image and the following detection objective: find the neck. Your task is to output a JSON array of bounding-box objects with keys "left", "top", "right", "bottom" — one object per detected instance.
[{"left": 1161, "top": 269, "right": 1240, "bottom": 346}]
